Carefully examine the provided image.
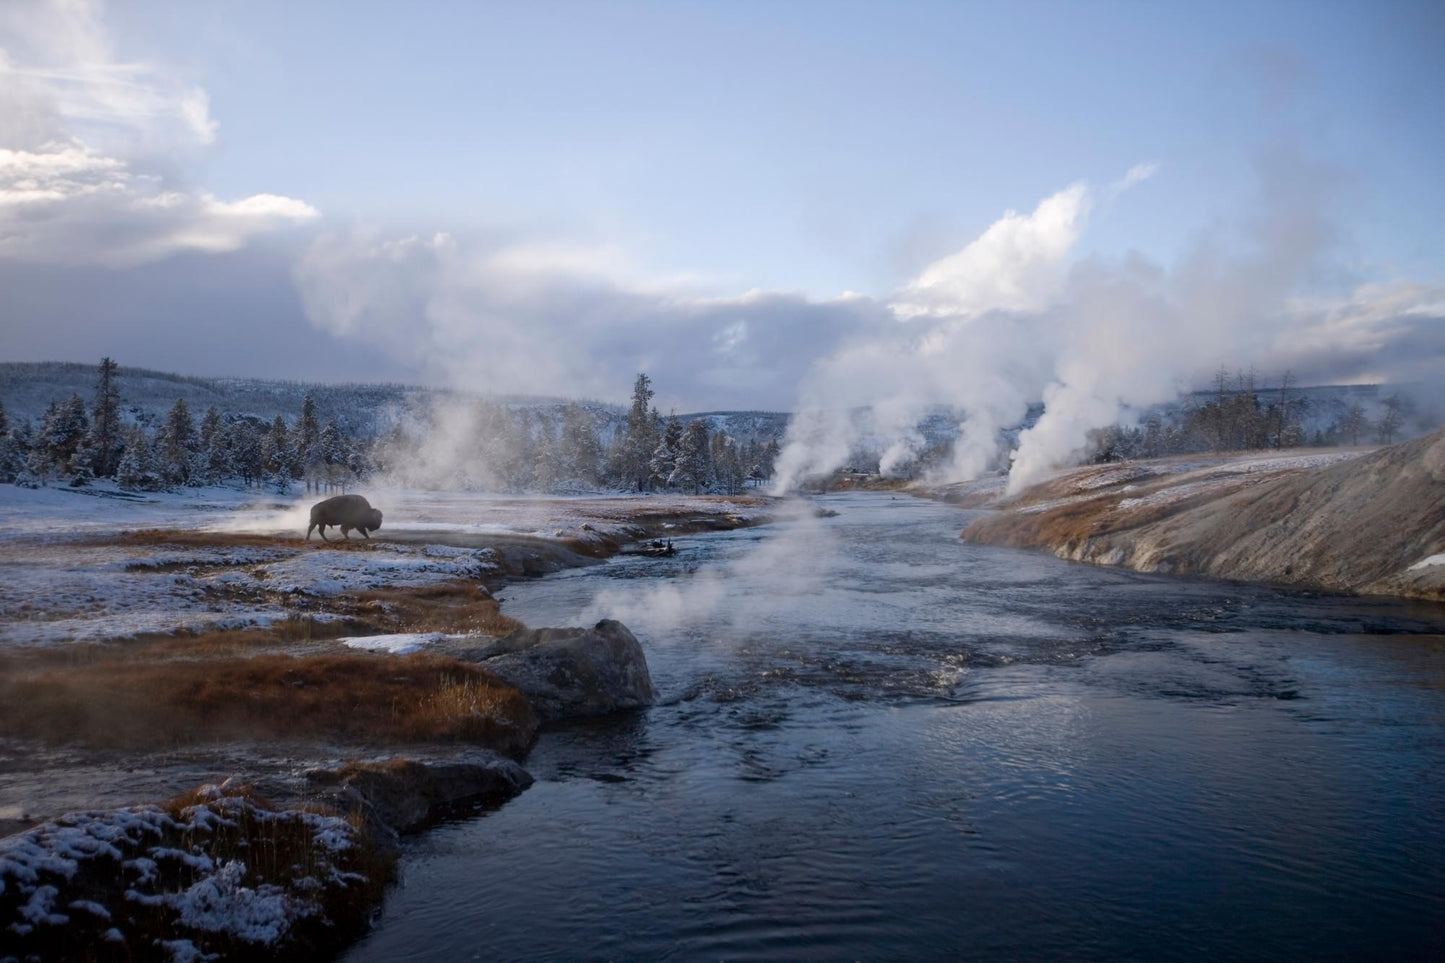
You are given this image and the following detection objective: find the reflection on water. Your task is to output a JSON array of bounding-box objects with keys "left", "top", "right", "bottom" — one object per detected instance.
[{"left": 350, "top": 494, "right": 1445, "bottom": 961}]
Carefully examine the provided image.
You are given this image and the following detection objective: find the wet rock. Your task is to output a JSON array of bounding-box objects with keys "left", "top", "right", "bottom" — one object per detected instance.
[
  {"left": 307, "top": 751, "right": 533, "bottom": 837},
  {"left": 456, "top": 620, "right": 657, "bottom": 722}
]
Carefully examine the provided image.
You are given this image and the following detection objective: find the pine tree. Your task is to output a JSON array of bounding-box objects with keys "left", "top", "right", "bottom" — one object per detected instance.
[
  {"left": 228, "top": 419, "right": 264, "bottom": 487},
  {"left": 34, "top": 396, "right": 90, "bottom": 484},
  {"left": 319, "top": 417, "right": 346, "bottom": 491},
  {"left": 263, "top": 415, "right": 292, "bottom": 492},
  {"left": 669, "top": 420, "right": 711, "bottom": 494},
  {"left": 87, "top": 357, "right": 123, "bottom": 477},
  {"left": 622, "top": 373, "right": 657, "bottom": 491},
  {"left": 560, "top": 403, "right": 602, "bottom": 485},
  {"left": 195, "top": 406, "right": 225, "bottom": 483},
  {"left": 8, "top": 419, "right": 37, "bottom": 487},
  {"left": 1338, "top": 402, "right": 1368, "bottom": 446},
  {"left": 116, "top": 424, "right": 162, "bottom": 491},
  {"left": 0, "top": 401, "right": 17, "bottom": 484},
  {"left": 1377, "top": 395, "right": 1405, "bottom": 445},
  {"left": 532, "top": 418, "right": 560, "bottom": 490},
  {"left": 297, "top": 392, "right": 322, "bottom": 491},
  {"left": 650, "top": 416, "right": 682, "bottom": 489},
  {"left": 157, "top": 399, "right": 197, "bottom": 487}
]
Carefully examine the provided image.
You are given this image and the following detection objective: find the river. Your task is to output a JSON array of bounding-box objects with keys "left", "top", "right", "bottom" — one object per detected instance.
[{"left": 349, "top": 493, "right": 1445, "bottom": 961}]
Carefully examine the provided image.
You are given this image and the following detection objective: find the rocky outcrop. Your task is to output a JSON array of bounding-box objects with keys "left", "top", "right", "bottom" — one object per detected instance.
[
  {"left": 960, "top": 433, "right": 1445, "bottom": 601},
  {"left": 306, "top": 751, "right": 533, "bottom": 837},
  {"left": 448, "top": 620, "right": 657, "bottom": 721}
]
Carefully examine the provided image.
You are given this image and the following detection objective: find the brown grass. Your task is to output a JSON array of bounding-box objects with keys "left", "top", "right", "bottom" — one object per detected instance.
[
  {"left": 348, "top": 581, "right": 521, "bottom": 635},
  {"left": 98, "top": 528, "right": 305, "bottom": 549},
  {"left": 0, "top": 652, "right": 538, "bottom": 756}
]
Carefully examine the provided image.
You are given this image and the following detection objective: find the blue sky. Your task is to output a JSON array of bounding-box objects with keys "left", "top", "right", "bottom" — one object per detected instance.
[
  {"left": 113, "top": 0, "right": 1444, "bottom": 293},
  {"left": 1, "top": 0, "right": 1442, "bottom": 411}
]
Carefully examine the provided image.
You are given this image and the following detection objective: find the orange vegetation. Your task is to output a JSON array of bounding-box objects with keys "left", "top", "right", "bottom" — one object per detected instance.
[{"left": 0, "top": 652, "right": 538, "bottom": 756}]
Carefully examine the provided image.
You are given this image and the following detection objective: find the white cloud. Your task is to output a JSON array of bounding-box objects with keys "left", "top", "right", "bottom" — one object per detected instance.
[
  {"left": 892, "top": 183, "right": 1090, "bottom": 319},
  {"left": 1108, "top": 161, "right": 1159, "bottom": 196},
  {"left": 0, "top": 0, "right": 314, "bottom": 266},
  {"left": 0, "top": 142, "right": 317, "bottom": 265}
]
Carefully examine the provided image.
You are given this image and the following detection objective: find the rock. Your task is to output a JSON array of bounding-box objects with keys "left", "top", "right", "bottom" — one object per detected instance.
[
  {"left": 457, "top": 619, "right": 657, "bottom": 722},
  {"left": 307, "top": 751, "right": 533, "bottom": 837}
]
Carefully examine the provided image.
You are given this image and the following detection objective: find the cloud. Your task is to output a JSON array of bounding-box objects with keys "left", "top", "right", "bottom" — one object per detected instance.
[
  {"left": 1108, "top": 160, "right": 1159, "bottom": 197},
  {"left": 294, "top": 229, "right": 885, "bottom": 409},
  {"left": 0, "top": 0, "right": 314, "bottom": 266},
  {"left": 892, "top": 184, "right": 1089, "bottom": 319},
  {"left": 0, "top": 142, "right": 317, "bottom": 265}
]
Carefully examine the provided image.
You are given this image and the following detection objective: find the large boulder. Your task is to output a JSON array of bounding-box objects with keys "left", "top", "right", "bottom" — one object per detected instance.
[
  {"left": 457, "top": 619, "right": 657, "bottom": 722},
  {"left": 307, "top": 750, "right": 533, "bottom": 837}
]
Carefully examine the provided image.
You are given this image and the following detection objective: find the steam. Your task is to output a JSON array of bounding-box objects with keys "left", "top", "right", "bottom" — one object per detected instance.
[
  {"left": 578, "top": 500, "right": 838, "bottom": 639},
  {"left": 773, "top": 154, "right": 1438, "bottom": 495}
]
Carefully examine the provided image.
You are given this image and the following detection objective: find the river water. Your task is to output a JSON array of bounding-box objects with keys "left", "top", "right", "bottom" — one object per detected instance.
[{"left": 349, "top": 493, "right": 1445, "bottom": 961}]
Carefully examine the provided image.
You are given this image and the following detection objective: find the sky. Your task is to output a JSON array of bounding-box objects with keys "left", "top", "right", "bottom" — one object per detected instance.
[{"left": 1, "top": 0, "right": 1442, "bottom": 416}]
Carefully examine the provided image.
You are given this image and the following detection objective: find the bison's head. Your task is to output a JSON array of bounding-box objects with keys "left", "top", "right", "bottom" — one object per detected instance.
[{"left": 367, "top": 508, "right": 383, "bottom": 531}]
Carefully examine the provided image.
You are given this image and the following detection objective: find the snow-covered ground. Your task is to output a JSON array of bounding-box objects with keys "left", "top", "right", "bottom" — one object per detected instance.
[
  {"left": 0, "top": 481, "right": 766, "bottom": 647},
  {"left": 0, "top": 481, "right": 763, "bottom": 541}
]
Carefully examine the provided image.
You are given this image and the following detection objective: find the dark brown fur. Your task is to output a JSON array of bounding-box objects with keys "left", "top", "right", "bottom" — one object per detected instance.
[{"left": 308, "top": 494, "right": 384, "bottom": 541}]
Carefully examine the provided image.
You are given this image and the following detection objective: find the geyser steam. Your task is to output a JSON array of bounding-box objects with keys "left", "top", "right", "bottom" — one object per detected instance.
[{"left": 773, "top": 155, "right": 1402, "bottom": 494}]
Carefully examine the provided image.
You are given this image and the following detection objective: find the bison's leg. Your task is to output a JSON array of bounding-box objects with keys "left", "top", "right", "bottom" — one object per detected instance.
[
  {"left": 306, "top": 522, "right": 316, "bottom": 540},
  {"left": 341, "top": 525, "right": 352, "bottom": 539},
  {"left": 318, "top": 523, "right": 330, "bottom": 542},
  {"left": 360, "top": 527, "right": 371, "bottom": 539}
]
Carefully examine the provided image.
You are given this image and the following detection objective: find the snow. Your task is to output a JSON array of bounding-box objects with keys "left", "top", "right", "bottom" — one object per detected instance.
[
  {"left": 1, "top": 787, "right": 369, "bottom": 954},
  {"left": 340, "top": 632, "right": 448, "bottom": 654},
  {"left": 1407, "top": 553, "right": 1445, "bottom": 572},
  {"left": 0, "top": 479, "right": 765, "bottom": 647}
]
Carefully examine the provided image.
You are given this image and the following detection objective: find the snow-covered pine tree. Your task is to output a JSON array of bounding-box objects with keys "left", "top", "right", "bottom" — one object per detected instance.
[
  {"left": 32, "top": 396, "right": 90, "bottom": 485},
  {"left": 228, "top": 418, "right": 264, "bottom": 487},
  {"left": 650, "top": 416, "right": 682, "bottom": 489},
  {"left": 157, "top": 399, "right": 198, "bottom": 487},
  {"left": 199, "top": 406, "right": 228, "bottom": 484},
  {"left": 621, "top": 373, "right": 657, "bottom": 491},
  {"left": 116, "top": 424, "right": 162, "bottom": 491},
  {"left": 669, "top": 420, "right": 711, "bottom": 494},
  {"left": 0, "top": 401, "right": 17, "bottom": 484},
  {"left": 297, "top": 392, "right": 323, "bottom": 491},
  {"left": 528, "top": 416, "right": 560, "bottom": 490},
  {"left": 8, "top": 419, "right": 37, "bottom": 487},
  {"left": 262, "top": 415, "right": 292, "bottom": 493},
  {"left": 87, "top": 357, "right": 123, "bottom": 478},
  {"left": 319, "top": 417, "right": 346, "bottom": 492},
  {"left": 560, "top": 403, "right": 602, "bottom": 486}
]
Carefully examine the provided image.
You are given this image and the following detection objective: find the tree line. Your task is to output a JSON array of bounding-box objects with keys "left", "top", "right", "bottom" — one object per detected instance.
[
  {"left": 373, "top": 373, "right": 779, "bottom": 494},
  {"left": 0, "top": 363, "right": 778, "bottom": 496},
  {"left": 0, "top": 358, "right": 371, "bottom": 492},
  {"left": 1084, "top": 369, "right": 1414, "bottom": 463}
]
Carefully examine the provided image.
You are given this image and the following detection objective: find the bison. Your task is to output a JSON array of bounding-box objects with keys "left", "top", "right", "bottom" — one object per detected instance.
[{"left": 306, "top": 494, "right": 383, "bottom": 541}]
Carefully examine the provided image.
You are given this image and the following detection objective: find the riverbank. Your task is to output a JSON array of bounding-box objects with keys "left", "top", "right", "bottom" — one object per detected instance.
[
  {"left": 943, "top": 431, "right": 1445, "bottom": 602},
  {"left": 0, "top": 484, "right": 772, "bottom": 958}
]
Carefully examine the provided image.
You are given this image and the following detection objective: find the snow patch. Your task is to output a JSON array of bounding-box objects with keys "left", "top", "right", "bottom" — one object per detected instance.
[{"left": 340, "top": 632, "right": 448, "bottom": 654}]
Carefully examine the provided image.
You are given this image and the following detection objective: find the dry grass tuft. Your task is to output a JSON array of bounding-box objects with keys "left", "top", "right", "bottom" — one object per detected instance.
[
  {"left": 0, "top": 652, "right": 538, "bottom": 756},
  {"left": 348, "top": 581, "right": 521, "bottom": 636},
  {"left": 99, "top": 528, "right": 305, "bottom": 550}
]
